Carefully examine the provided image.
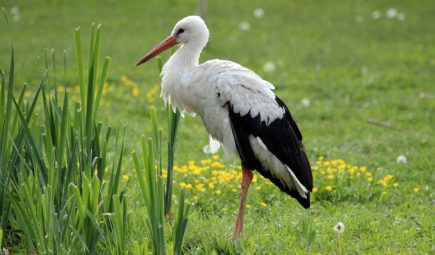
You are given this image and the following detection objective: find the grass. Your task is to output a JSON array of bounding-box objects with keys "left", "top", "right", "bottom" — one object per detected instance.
[{"left": 1, "top": 0, "right": 434, "bottom": 253}]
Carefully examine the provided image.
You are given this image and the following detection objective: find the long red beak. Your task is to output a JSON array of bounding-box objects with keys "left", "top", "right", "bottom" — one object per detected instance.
[{"left": 136, "top": 36, "right": 178, "bottom": 66}]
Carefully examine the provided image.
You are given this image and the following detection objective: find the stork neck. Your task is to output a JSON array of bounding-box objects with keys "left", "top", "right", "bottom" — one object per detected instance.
[{"left": 171, "top": 43, "right": 203, "bottom": 67}]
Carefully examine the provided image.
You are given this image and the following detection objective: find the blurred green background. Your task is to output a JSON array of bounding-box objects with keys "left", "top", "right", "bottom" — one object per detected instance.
[{"left": 2, "top": 0, "right": 433, "bottom": 165}]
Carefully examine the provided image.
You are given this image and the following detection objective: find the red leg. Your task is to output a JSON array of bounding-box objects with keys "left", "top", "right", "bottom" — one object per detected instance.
[{"left": 233, "top": 163, "right": 253, "bottom": 240}]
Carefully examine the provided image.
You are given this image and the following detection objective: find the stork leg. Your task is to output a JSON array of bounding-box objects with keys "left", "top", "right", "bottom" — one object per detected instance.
[{"left": 233, "top": 163, "right": 253, "bottom": 240}]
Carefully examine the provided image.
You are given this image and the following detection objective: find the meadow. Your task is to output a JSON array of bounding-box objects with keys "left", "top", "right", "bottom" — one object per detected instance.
[{"left": 0, "top": 0, "right": 434, "bottom": 254}]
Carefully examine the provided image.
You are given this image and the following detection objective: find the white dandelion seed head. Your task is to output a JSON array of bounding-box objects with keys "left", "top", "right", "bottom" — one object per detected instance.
[
  {"left": 10, "top": 6, "right": 20, "bottom": 15},
  {"left": 301, "top": 98, "right": 311, "bottom": 107},
  {"left": 253, "top": 8, "right": 265, "bottom": 19},
  {"left": 355, "top": 15, "right": 364, "bottom": 23},
  {"left": 396, "top": 155, "right": 407, "bottom": 164},
  {"left": 387, "top": 8, "right": 398, "bottom": 19},
  {"left": 10, "top": 6, "right": 21, "bottom": 22},
  {"left": 333, "top": 222, "right": 345, "bottom": 234},
  {"left": 239, "top": 21, "right": 251, "bottom": 31},
  {"left": 263, "top": 62, "right": 276, "bottom": 72},
  {"left": 397, "top": 12, "right": 406, "bottom": 21},
  {"left": 372, "top": 10, "right": 381, "bottom": 19}
]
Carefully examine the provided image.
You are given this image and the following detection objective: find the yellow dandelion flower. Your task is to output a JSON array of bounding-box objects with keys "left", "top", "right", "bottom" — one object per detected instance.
[
  {"left": 185, "top": 183, "right": 192, "bottom": 189},
  {"left": 413, "top": 187, "right": 419, "bottom": 193},
  {"left": 201, "top": 159, "right": 211, "bottom": 165},
  {"left": 215, "top": 189, "right": 222, "bottom": 195},
  {"left": 393, "top": 182, "right": 399, "bottom": 188},
  {"left": 365, "top": 172, "right": 372, "bottom": 177},
  {"left": 338, "top": 164, "right": 346, "bottom": 172},
  {"left": 211, "top": 162, "right": 224, "bottom": 168},
  {"left": 132, "top": 87, "right": 140, "bottom": 97},
  {"left": 179, "top": 182, "right": 186, "bottom": 188},
  {"left": 232, "top": 188, "right": 237, "bottom": 193},
  {"left": 146, "top": 94, "right": 154, "bottom": 104},
  {"left": 348, "top": 167, "right": 357, "bottom": 175},
  {"left": 255, "top": 186, "right": 261, "bottom": 191},
  {"left": 384, "top": 174, "right": 393, "bottom": 180},
  {"left": 211, "top": 155, "right": 219, "bottom": 160},
  {"left": 260, "top": 202, "right": 267, "bottom": 207},
  {"left": 323, "top": 161, "right": 330, "bottom": 167},
  {"left": 326, "top": 174, "right": 334, "bottom": 180},
  {"left": 102, "top": 82, "right": 110, "bottom": 96},
  {"left": 208, "top": 182, "right": 215, "bottom": 189},
  {"left": 318, "top": 156, "right": 324, "bottom": 161},
  {"left": 122, "top": 175, "right": 129, "bottom": 182},
  {"left": 312, "top": 187, "right": 318, "bottom": 193},
  {"left": 246, "top": 204, "right": 251, "bottom": 208},
  {"left": 378, "top": 179, "right": 388, "bottom": 187},
  {"left": 121, "top": 75, "right": 128, "bottom": 83},
  {"left": 367, "top": 177, "right": 373, "bottom": 182},
  {"left": 325, "top": 185, "right": 333, "bottom": 191},
  {"left": 195, "top": 183, "right": 206, "bottom": 192},
  {"left": 360, "top": 166, "right": 366, "bottom": 172},
  {"left": 193, "top": 196, "right": 199, "bottom": 201},
  {"left": 57, "top": 86, "right": 67, "bottom": 93}
]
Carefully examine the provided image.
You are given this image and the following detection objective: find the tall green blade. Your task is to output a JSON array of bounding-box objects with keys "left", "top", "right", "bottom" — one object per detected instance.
[
  {"left": 0, "top": 47, "right": 14, "bottom": 164},
  {"left": 164, "top": 105, "right": 180, "bottom": 217},
  {"left": 92, "top": 57, "right": 111, "bottom": 120},
  {"left": 74, "top": 27, "right": 86, "bottom": 121}
]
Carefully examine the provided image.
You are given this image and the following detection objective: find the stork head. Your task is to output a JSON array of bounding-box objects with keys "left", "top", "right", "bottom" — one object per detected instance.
[{"left": 136, "top": 16, "right": 209, "bottom": 66}]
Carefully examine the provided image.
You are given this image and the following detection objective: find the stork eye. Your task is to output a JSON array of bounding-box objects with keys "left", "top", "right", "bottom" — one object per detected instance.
[{"left": 176, "top": 28, "right": 185, "bottom": 35}]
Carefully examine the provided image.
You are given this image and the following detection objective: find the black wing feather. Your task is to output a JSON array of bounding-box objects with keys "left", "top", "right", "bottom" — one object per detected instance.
[{"left": 227, "top": 96, "right": 313, "bottom": 208}]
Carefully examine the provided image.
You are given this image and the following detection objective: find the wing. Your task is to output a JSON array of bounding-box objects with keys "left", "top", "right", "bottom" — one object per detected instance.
[
  {"left": 202, "top": 60, "right": 312, "bottom": 208},
  {"left": 199, "top": 60, "right": 284, "bottom": 124},
  {"left": 228, "top": 99, "right": 312, "bottom": 208}
]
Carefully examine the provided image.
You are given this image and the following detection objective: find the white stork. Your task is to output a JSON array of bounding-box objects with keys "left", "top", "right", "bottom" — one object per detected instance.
[{"left": 136, "top": 16, "right": 313, "bottom": 239}]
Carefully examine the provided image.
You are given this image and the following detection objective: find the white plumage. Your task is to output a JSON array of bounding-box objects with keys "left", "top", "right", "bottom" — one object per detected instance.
[
  {"left": 136, "top": 15, "right": 312, "bottom": 239},
  {"left": 163, "top": 57, "right": 285, "bottom": 155}
]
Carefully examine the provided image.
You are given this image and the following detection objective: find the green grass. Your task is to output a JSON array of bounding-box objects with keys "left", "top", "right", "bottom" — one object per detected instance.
[{"left": 1, "top": 0, "right": 434, "bottom": 254}]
